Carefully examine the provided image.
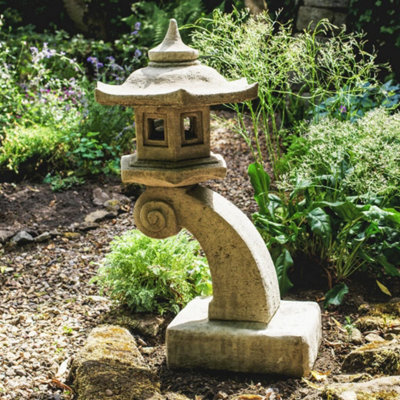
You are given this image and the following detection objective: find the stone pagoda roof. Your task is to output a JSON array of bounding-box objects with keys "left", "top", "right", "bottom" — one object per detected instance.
[{"left": 95, "top": 19, "right": 258, "bottom": 107}]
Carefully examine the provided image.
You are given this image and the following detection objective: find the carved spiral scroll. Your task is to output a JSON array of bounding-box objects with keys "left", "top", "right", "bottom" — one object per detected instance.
[{"left": 134, "top": 199, "right": 180, "bottom": 239}]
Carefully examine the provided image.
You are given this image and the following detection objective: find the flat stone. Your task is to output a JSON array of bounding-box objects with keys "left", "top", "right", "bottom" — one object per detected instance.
[
  {"left": 349, "top": 327, "right": 363, "bottom": 344},
  {"left": 0, "top": 229, "right": 16, "bottom": 243},
  {"left": 34, "top": 232, "right": 51, "bottom": 243},
  {"left": 92, "top": 187, "right": 110, "bottom": 206},
  {"left": 304, "top": 0, "right": 348, "bottom": 8},
  {"left": 166, "top": 297, "right": 321, "bottom": 377},
  {"left": 324, "top": 376, "right": 400, "bottom": 400},
  {"left": 11, "top": 231, "right": 34, "bottom": 245},
  {"left": 84, "top": 209, "right": 117, "bottom": 224},
  {"left": 342, "top": 340, "right": 400, "bottom": 375},
  {"left": 365, "top": 333, "right": 385, "bottom": 343}
]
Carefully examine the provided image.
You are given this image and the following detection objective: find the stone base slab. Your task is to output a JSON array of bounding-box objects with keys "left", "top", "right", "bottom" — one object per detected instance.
[{"left": 166, "top": 297, "right": 322, "bottom": 377}]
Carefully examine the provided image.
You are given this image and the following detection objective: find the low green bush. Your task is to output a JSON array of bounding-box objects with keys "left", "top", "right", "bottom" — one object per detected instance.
[
  {"left": 279, "top": 109, "right": 400, "bottom": 205},
  {"left": 0, "top": 125, "right": 64, "bottom": 174},
  {"left": 94, "top": 230, "right": 212, "bottom": 314},
  {"left": 250, "top": 108, "right": 400, "bottom": 305}
]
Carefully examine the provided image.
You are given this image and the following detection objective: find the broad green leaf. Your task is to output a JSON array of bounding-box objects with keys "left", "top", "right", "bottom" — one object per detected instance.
[
  {"left": 376, "top": 255, "right": 400, "bottom": 277},
  {"left": 324, "top": 283, "right": 349, "bottom": 308},
  {"left": 248, "top": 162, "right": 270, "bottom": 196},
  {"left": 307, "top": 207, "right": 332, "bottom": 245},
  {"left": 317, "top": 200, "right": 361, "bottom": 221},
  {"left": 274, "top": 248, "right": 294, "bottom": 295}
]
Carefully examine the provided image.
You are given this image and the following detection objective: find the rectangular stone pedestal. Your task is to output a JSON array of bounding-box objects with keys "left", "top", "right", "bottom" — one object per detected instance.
[{"left": 166, "top": 297, "right": 321, "bottom": 377}]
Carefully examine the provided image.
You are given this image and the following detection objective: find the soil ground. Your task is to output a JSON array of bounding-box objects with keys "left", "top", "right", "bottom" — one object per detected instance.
[{"left": 0, "top": 112, "right": 399, "bottom": 399}]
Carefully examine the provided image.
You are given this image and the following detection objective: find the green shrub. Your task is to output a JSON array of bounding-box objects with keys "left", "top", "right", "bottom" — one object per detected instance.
[
  {"left": 249, "top": 160, "right": 400, "bottom": 306},
  {"left": 192, "top": 9, "right": 380, "bottom": 176},
  {"left": 94, "top": 230, "right": 212, "bottom": 314},
  {"left": 0, "top": 125, "right": 64, "bottom": 173},
  {"left": 279, "top": 108, "right": 400, "bottom": 205}
]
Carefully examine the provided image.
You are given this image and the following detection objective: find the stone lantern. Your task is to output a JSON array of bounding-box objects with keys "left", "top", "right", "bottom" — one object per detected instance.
[{"left": 96, "top": 19, "right": 321, "bottom": 377}]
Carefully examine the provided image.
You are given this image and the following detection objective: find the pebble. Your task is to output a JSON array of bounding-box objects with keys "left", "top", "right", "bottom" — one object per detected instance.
[
  {"left": 364, "top": 333, "right": 385, "bottom": 343},
  {"left": 35, "top": 232, "right": 51, "bottom": 243},
  {"left": 349, "top": 327, "right": 363, "bottom": 344},
  {"left": 11, "top": 231, "right": 34, "bottom": 245}
]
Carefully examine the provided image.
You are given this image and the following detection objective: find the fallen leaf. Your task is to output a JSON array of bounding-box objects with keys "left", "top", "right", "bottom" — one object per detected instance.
[
  {"left": 310, "top": 369, "right": 330, "bottom": 382},
  {"left": 376, "top": 280, "right": 392, "bottom": 296}
]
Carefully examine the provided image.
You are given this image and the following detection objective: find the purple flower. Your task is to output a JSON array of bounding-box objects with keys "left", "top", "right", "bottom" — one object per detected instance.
[
  {"left": 106, "top": 56, "right": 115, "bottom": 62},
  {"left": 340, "top": 105, "right": 347, "bottom": 114},
  {"left": 97, "top": 62, "right": 104, "bottom": 68},
  {"left": 135, "top": 22, "right": 141, "bottom": 30},
  {"left": 134, "top": 49, "right": 142, "bottom": 58},
  {"left": 131, "top": 30, "right": 139, "bottom": 35}
]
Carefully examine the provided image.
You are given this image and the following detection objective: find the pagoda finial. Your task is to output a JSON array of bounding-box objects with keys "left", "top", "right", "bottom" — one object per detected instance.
[{"left": 148, "top": 18, "right": 199, "bottom": 63}]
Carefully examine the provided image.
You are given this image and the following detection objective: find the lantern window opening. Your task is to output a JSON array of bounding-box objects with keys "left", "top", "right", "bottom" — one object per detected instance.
[
  {"left": 144, "top": 114, "right": 168, "bottom": 147},
  {"left": 181, "top": 112, "right": 203, "bottom": 146}
]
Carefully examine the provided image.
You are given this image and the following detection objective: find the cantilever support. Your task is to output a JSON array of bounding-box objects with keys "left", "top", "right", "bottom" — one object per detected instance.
[{"left": 133, "top": 184, "right": 280, "bottom": 324}]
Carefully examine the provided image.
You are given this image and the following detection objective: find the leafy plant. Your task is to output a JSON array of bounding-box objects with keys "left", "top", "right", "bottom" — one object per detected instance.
[
  {"left": 248, "top": 159, "right": 400, "bottom": 305},
  {"left": 279, "top": 109, "right": 400, "bottom": 206},
  {"left": 193, "top": 9, "right": 381, "bottom": 177},
  {"left": 311, "top": 80, "right": 400, "bottom": 123},
  {"left": 94, "top": 230, "right": 212, "bottom": 314}
]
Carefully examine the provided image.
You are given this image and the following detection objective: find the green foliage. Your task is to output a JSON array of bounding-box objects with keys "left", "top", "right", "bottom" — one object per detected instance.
[
  {"left": 127, "top": 0, "right": 211, "bottom": 48},
  {"left": 193, "top": 10, "right": 380, "bottom": 177},
  {"left": 311, "top": 81, "right": 400, "bottom": 123},
  {"left": 94, "top": 230, "right": 212, "bottom": 314},
  {"left": 279, "top": 109, "right": 400, "bottom": 205},
  {"left": 0, "top": 125, "right": 64, "bottom": 173},
  {"left": 249, "top": 160, "right": 400, "bottom": 306}
]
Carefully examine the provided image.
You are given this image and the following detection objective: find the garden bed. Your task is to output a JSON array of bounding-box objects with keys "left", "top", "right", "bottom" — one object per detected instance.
[{"left": 1, "top": 112, "right": 399, "bottom": 400}]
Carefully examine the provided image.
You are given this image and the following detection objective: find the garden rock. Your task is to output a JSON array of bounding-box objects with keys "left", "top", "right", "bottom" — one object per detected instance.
[
  {"left": 348, "top": 327, "right": 363, "bottom": 344},
  {"left": 104, "top": 199, "right": 121, "bottom": 212},
  {"left": 342, "top": 340, "right": 400, "bottom": 375},
  {"left": 355, "top": 302, "right": 400, "bottom": 332},
  {"left": 323, "top": 376, "right": 400, "bottom": 400},
  {"left": 34, "top": 231, "right": 51, "bottom": 242},
  {"left": 364, "top": 333, "right": 385, "bottom": 343},
  {"left": 11, "top": 230, "right": 34, "bottom": 245},
  {"left": 84, "top": 209, "right": 117, "bottom": 224},
  {"left": 100, "top": 310, "right": 165, "bottom": 338},
  {"left": 92, "top": 187, "right": 110, "bottom": 206},
  {"left": 70, "top": 325, "right": 162, "bottom": 400},
  {"left": 0, "top": 229, "right": 16, "bottom": 243}
]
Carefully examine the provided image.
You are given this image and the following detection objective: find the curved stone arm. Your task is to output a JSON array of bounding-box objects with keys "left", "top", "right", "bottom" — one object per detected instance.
[{"left": 134, "top": 185, "right": 280, "bottom": 324}]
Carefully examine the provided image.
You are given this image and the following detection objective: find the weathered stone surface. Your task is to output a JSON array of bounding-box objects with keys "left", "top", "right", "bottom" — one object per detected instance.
[
  {"left": 34, "top": 231, "right": 51, "bottom": 242},
  {"left": 342, "top": 340, "right": 400, "bottom": 375},
  {"left": 122, "top": 153, "right": 227, "bottom": 187},
  {"left": 134, "top": 185, "right": 280, "bottom": 323},
  {"left": 365, "top": 333, "right": 385, "bottom": 343},
  {"left": 84, "top": 209, "right": 117, "bottom": 224},
  {"left": 356, "top": 302, "right": 400, "bottom": 332},
  {"left": 304, "top": 0, "right": 348, "bottom": 8},
  {"left": 95, "top": 20, "right": 258, "bottom": 108},
  {"left": 167, "top": 297, "right": 322, "bottom": 377},
  {"left": 104, "top": 199, "right": 121, "bottom": 212},
  {"left": 92, "top": 187, "right": 110, "bottom": 206},
  {"left": 0, "top": 229, "right": 16, "bottom": 243},
  {"left": 100, "top": 310, "right": 165, "bottom": 338},
  {"left": 70, "top": 325, "right": 162, "bottom": 400},
  {"left": 348, "top": 327, "right": 363, "bottom": 344},
  {"left": 296, "top": 6, "right": 347, "bottom": 31},
  {"left": 11, "top": 230, "right": 34, "bottom": 245},
  {"left": 323, "top": 376, "right": 400, "bottom": 400}
]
